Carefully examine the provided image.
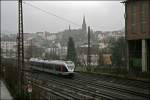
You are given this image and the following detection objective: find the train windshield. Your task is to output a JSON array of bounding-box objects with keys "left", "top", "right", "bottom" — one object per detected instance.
[
  {"left": 65, "top": 61, "right": 74, "bottom": 65},
  {"left": 65, "top": 61, "right": 75, "bottom": 71}
]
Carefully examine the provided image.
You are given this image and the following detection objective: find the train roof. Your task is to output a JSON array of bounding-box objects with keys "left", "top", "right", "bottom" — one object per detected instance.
[{"left": 29, "top": 58, "right": 74, "bottom": 65}]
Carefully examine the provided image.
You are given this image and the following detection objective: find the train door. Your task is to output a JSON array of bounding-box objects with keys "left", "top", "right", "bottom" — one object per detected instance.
[{"left": 60, "top": 65, "right": 63, "bottom": 72}]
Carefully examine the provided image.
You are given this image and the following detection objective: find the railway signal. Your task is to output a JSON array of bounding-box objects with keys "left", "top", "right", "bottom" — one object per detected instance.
[
  {"left": 27, "top": 81, "right": 32, "bottom": 100},
  {"left": 27, "top": 83, "right": 32, "bottom": 93}
]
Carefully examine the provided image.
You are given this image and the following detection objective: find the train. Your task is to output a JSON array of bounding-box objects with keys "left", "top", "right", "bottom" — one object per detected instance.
[{"left": 29, "top": 58, "right": 75, "bottom": 76}]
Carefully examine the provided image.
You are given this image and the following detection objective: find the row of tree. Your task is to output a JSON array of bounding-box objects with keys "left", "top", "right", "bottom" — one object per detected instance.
[
  {"left": 25, "top": 36, "right": 126, "bottom": 67},
  {"left": 25, "top": 37, "right": 77, "bottom": 63}
]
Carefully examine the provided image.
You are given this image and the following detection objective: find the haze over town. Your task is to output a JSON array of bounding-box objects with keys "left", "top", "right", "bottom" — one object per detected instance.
[
  {"left": 1, "top": 1, "right": 125, "bottom": 34},
  {"left": 1, "top": 0, "right": 150, "bottom": 100}
]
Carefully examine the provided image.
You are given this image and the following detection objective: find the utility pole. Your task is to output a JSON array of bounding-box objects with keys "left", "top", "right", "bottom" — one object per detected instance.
[
  {"left": 87, "top": 26, "right": 91, "bottom": 67},
  {"left": 30, "top": 39, "right": 33, "bottom": 58},
  {"left": 0, "top": 21, "right": 1, "bottom": 79},
  {"left": 17, "top": 0, "right": 24, "bottom": 98},
  {"left": 5, "top": 42, "right": 8, "bottom": 57}
]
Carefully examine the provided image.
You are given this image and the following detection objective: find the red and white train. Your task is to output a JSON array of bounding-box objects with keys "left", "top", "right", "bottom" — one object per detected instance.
[{"left": 29, "top": 58, "right": 75, "bottom": 76}]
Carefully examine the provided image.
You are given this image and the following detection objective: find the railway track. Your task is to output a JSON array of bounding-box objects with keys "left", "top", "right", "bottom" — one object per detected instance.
[
  {"left": 44, "top": 74, "right": 149, "bottom": 100},
  {"left": 25, "top": 72, "right": 149, "bottom": 100},
  {"left": 73, "top": 73, "right": 150, "bottom": 98},
  {"left": 3, "top": 59, "right": 149, "bottom": 99},
  {"left": 26, "top": 74, "right": 83, "bottom": 100},
  {"left": 25, "top": 73, "right": 112, "bottom": 100},
  {"left": 75, "top": 72, "right": 150, "bottom": 89}
]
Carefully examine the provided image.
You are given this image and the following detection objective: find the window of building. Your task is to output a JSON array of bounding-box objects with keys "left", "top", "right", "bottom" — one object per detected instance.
[
  {"left": 131, "top": 13, "right": 136, "bottom": 33},
  {"left": 131, "top": 2, "right": 136, "bottom": 13},
  {"left": 141, "top": 21, "right": 146, "bottom": 33},
  {"left": 131, "top": 1, "right": 136, "bottom": 33},
  {"left": 141, "top": 1, "right": 146, "bottom": 33}
]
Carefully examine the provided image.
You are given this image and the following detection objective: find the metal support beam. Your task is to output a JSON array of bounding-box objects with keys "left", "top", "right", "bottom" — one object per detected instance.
[
  {"left": 0, "top": 16, "right": 1, "bottom": 78},
  {"left": 87, "top": 26, "right": 91, "bottom": 67},
  {"left": 17, "top": 0, "right": 24, "bottom": 98}
]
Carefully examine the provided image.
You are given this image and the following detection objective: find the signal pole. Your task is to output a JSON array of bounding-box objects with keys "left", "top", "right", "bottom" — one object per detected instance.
[
  {"left": 87, "top": 26, "right": 91, "bottom": 67},
  {"left": 17, "top": 0, "right": 24, "bottom": 98},
  {"left": 0, "top": 18, "right": 1, "bottom": 79}
]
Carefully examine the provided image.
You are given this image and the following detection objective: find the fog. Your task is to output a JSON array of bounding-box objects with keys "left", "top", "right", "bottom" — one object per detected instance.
[{"left": 1, "top": 1, "right": 125, "bottom": 34}]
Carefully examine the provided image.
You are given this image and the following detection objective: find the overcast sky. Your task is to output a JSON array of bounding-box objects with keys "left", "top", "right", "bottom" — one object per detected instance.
[{"left": 1, "top": 1, "right": 125, "bottom": 34}]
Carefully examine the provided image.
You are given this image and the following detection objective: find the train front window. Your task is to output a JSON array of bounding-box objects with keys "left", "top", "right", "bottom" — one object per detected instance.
[{"left": 65, "top": 61, "right": 73, "bottom": 64}]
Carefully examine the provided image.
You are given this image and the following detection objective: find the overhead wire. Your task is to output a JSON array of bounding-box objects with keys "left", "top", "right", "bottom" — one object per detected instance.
[{"left": 23, "top": 1, "right": 80, "bottom": 27}]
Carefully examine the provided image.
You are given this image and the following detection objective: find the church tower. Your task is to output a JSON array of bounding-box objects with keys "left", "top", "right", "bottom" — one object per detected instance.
[{"left": 82, "top": 16, "right": 87, "bottom": 33}]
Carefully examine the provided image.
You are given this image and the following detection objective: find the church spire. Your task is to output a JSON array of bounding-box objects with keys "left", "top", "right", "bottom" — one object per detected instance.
[
  {"left": 69, "top": 25, "right": 71, "bottom": 31},
  {"left": 83, "top": 16, "right": 86, "bottom": 25},
  {"left": 82, "top": 15, "right": 87, "bottom": 33}
]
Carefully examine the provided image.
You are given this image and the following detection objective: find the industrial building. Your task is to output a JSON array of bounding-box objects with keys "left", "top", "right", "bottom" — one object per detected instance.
[{"left": 124, "top": 0, "right": 150, "bottom": 72}]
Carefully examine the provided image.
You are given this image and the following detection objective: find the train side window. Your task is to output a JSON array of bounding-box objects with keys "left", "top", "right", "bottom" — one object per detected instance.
[
  {"left": 34, "top": 62, "right": 37, "bottom": 66},
  {"left": 37, "top": 62, "right": 40, "bottom": 67},
  {"left": 32, "top": 62, "right": 35, "bottom": 66},
  {"left": 36, "top": 62, "right": 40, "bottom": 67},
  {"left": 43, "top": 63, "right": 45, "bottom": 69},
  {"left": 52, "top": 64, "right": 55, "bottom": 70},
  {"left": 33, "top": 62, "right": 36, "bottom": 66},
  {"left": 37, "top": 62, "right": 42, "bottom": 68},
  {"left": 54, "top": 64, "right": 57, "bottom": 71},
  {"left": 55, "top": 65, "right": 59, "bottom": 71},
  {"left": 48, "top": 64, "right": 52, "bottom": 70},
  {"left": 45, "top": 63, "right": 48, "bottom": 69},
  {"left": 58, "top": 65, "right": 61, "bottom": 71},
  {"left": 59, "top": 65, "right": 61, "bottom": 71},
  {"left": 46, "top": 63, "right": 49, "bottom": 69},
  {"left": 43, "top": 63, "right": 46, "bottom": 69},
  {"left": 41, "top": 62, "right": 43, "bottom": 68}
]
